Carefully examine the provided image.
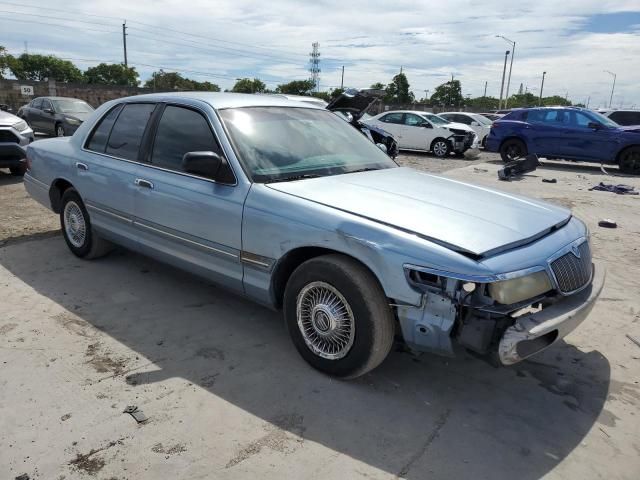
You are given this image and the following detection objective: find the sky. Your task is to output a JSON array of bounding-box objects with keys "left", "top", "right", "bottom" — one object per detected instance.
[{"left": 1, "top": 0, "right": 639, "bottom": 108}]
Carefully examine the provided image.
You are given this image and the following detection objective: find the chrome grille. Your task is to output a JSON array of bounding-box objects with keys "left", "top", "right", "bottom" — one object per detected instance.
[{"left": 550, "top": 241, "right": 592, "bottom": 293}]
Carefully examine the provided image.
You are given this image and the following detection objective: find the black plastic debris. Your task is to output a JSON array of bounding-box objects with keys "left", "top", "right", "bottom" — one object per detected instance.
[
  {"left": 123, "top": 405, "right": 148, "bottom": 423},
  {"left": 589, "top": 182, "right": 638, "bottom": 195},
  {"left": 15, "top": 474, "right": 30, "bottom": 480},
  {"left": 598, "top": 219, "right": 617, "bottom": 228},
  {"left": 498, "top": 154, "right": 539, "bottom": 181},
  {"left": 542, "top": 178, "right": 557, "bottom": 183}
]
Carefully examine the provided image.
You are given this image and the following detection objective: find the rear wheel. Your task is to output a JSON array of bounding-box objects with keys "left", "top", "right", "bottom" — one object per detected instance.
[
  {"left": 500, "top": 138, "right": 527, "bottom": 162},
  {"left": 619, "top": 146, "right": 640, "bottom": 175},
  {"left": 60, "top": 188, "right": 114, "bottom": 259},
  {"left": 284, "top": 254, "right": 395, "bottom": 379},
  {"left": 431, "top": 138, "right": 450, "bottom": 157}
]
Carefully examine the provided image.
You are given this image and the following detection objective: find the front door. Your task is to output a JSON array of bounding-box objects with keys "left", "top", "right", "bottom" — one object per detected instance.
[
  {"left": 562, "top": 110, "right": 619, "bottom": 161},
  {"left": 402, "top": 113, "right": 432, "bottom": 149},
  {"left": 133, "top": 104, "right": 245, "bottom": 293}
]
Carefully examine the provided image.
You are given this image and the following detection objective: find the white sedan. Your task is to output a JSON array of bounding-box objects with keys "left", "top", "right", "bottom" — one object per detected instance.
[
  {"left": 363, "top": 110, "right": 479, "bottom": 157},
  {"left": 439, "top": 112, "right": 493, "bottom": 147}
]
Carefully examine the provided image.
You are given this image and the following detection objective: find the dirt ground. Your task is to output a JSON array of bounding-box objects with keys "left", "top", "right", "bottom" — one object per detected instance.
[{"left": 1, "top": 153, "right": 639, "bottom": 479}]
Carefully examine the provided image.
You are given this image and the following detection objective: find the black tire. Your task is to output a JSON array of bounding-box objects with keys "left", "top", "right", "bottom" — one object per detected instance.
[
  {"left": 430, "top": 138, "right": 450, "bottom": 158},
  {"left": 60, "top": 188, "right": 114, "bottom": 259},
  {"left": 500, "top": 138, "right": 527, "bottom": 162},
  {"left": 55, "top": 123, "right": 65, "bottom": 137},
  {"left": 284, "top": 254, "right": 395, "bottom": 379},
  {"left": 618, "top": 146, "right": 640, "bottom": 175},
  {"left": 481, "top": 135, "right": 488, "bottom": 148},
  {"left": 9, "top": 163, "right": 26, "bottom": 176}
]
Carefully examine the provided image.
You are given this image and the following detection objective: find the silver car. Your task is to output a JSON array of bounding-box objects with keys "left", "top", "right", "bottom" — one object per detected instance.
[
  {"left": 0, "top": 109, "right": 34, "bottom": 176},
  {"left": 23, "top": 92, "right": 604, "bottom": 378}
]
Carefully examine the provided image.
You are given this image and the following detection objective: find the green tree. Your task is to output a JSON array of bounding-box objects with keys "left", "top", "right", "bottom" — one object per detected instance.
[
  {"left": 231, "top": 77, "right": 266, "bottom": 93},
  {"left": 506, "top": 92, "right": 539, "bottom": 108},
  {"left": 0, "top": 46, "right": 10, "bottom": 79},
  {"left": 9, "top": 53, "right": 83, "bottom": 82},
  {"left": 84, "top": 63, "right": 139, "bottom": 86},
  {"left": 430, "top": 79, "right": 463, "bottom": 107},
  {"left": 329, "top": 88, "right": 344, "bottom": 99},
  {"left": 370, "top": 82, "right": 385, "bottom": 90},
  {"left": 144, "top": 70, "right": 220, "bottom": 91},
  {"left": 311, "top": 91, "right": 331, "bottom": 101},
  {"left": 542, "top": 95, "right": 572, "bottom": 106},
  {"left": 275, "top": 79, "right": 316, "bottom": 95},
  {"left": 466, "top": 96, "right": 500, "bottom": 109},
  {"left": 385, "top": 73, "right": 414, "bottom": 104}
]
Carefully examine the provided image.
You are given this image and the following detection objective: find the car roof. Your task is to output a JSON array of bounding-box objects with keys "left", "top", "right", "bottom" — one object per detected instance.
[
  {"left": 381, "top": 110, "right": 437, "bottom": 115},
  {"left": 114, "top": 91, "right": 326, "bottom": 110},
  {"left": 36, "top": 96, "right": 86, "bottom": 101}
]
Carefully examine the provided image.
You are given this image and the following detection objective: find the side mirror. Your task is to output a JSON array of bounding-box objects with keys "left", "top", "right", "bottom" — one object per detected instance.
[
  {"left": 182, "top": 151, "right": 224, "bottom": 180},
  {"left": 588, "top": 122, "right": 602, "bottom": 130},
  {"left": 44, "top": 108, "right": 54, "bottom": 114}
]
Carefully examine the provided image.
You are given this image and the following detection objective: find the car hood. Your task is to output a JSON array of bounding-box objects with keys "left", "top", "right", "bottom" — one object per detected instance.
[
  {"left": 266, "top": 167, "right": 571, "bottom": 257},
  {"left": 62, "top": 111, "right": 92, "bottom": 122},
  {"left": 445, "top": 122, "right": 475, "bottom": 133},
  {"left": 327, "top": 88, "right": 385, "bottom": 120},
  {"left": 618, "top": 125, "right": 640, "bottom": 132},
  {"left": 0, "top": 110, "right": 22, "bottom": 126}
]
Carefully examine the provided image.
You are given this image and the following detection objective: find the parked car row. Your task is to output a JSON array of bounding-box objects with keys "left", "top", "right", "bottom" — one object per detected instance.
[
  {"left": 23, "top": 92, "right": 604, "bottom": 378},
  {"left": 17, "top": 96, "right": 94, "bottom": 137}
]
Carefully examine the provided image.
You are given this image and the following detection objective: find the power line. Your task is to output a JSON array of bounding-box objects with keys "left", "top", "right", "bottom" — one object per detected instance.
[
  {"left": 0, "top": 15, "right": 120, "bottom": 34},
  {"left": 0, "top": 8, "right": 119, "bottom": 28}
]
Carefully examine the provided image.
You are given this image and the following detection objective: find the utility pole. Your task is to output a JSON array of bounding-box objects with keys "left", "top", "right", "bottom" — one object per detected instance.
[
  {"left": 539, "top": 71, "right": 547, "bottom": 106},
  {"left": 483, "top": 81, "right": 487, "bottom": 97},
  {"left": 400, "top": 66, "right": 403, "bottom": 75},
  {"left": 604, "top": 70, "right": 616, "bottom": 108},
  {"left": 122, "top": 21, "right": 128, "bottom": 67},
  {"left": 497, "top": 36, "right": 516, "bottom": 108},
  {"left": 586, "top": 96, "right": 590, "bottom": 108},
  {"left": 499, "top": 50, "right": 510, "bottom": 109},
  {"left": 340, "top": 65, "right": 344, "bottom": 89}
]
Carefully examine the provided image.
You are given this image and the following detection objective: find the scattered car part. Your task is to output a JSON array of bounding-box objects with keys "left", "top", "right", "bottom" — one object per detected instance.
[
  {"left": 498, "top": 154, "right": 539, "bottom": 181},
  {"left": 598, "top": 219, "right": 617, "bottom": 228},
  {"left": 542, "top": 178, "right": 557, "bottom": 183},
  {"left": 589, "top": 183, "right": 638, "bottom": 195},
  {"left": 626, "top": 334, "right": 640, "bottom": 348},
  {"left": 123, "top": 405, "right": 148, "bottom": 423}
]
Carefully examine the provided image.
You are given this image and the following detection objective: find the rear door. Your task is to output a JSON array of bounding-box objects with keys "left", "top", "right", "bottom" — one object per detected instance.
[
  {"left": 77, "top": 102, "right": 156, "bottom": 249},
  {"left": 525, "top": 109, "right": 571, "bottom": 157},
  {"left": 28, "top": 98, "right": 44, "bottom": 131},
  {"left": 133, "top": 103, "right": 245, "bottom": 293},
  {"left": 39, "top": 99, "right": 56, "bottom": 134}
]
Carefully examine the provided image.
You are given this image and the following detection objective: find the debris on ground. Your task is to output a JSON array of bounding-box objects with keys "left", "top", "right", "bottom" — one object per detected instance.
[
  {"left": 590, "top": 183, "right": 638, "bottom": 195},
  {"left": 542, "top": 178, "right": 557, "bottom": 183},
  {"left": 473, "top": 167, "right": 488, "bottom": 173},
  {"left": 598, "top": 219, "right": 618, "bottom": 228},
  {"left": 498, "top": 155, "right": 539, "bottom": 181},
  {"left": 123, "top": 405, "right": 148, "bottom": 423},
  {"left": 15, "top": 474, "right": 30, "bottom": 480},
  {"left": 626, "top": 334, "right": 640, "bottom": 349}
]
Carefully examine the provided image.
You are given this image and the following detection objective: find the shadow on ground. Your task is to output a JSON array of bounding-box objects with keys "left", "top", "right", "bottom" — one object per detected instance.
[
  {"left": 0, "top": 170, "right": 24, "bottom": 186},
  {"left": 0, "top": 237, "right": 611, "bottom": 479}
]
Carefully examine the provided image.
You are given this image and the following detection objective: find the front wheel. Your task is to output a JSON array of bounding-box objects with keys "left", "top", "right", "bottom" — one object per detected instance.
[
  {"left": 431, "top": 138, "right": 450, "bottom": 157},
  {"left": 500, "top": 138, "right": 527, "bottom": 162},
  {"left": 60, "top": 188, "right": 114, "bottom": 259},
  {"left": 619, "top": 147, "right": 640, "bottom": 175},
  {"left": 284, "top": 254, "right": 395, "bottom": 379}
]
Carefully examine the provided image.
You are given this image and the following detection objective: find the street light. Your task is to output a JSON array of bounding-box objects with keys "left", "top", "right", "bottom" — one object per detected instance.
[
  {"left": 499, "top": 50, "right": 510, "bottom": 109},
  {"left": 539, "top": 71, "right": 547, "bottom": 106},
  {"left": 496, "top": 35, "right": 516, "bottom": 108},
  {"left": 604, "top": 70, "right": 616, "bottom": 108}
]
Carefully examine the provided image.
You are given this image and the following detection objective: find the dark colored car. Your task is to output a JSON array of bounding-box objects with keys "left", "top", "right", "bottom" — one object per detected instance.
[
  {"left": 485, "top": 107, "right": 640, "bottom": 175},
  {"left": 597, "top": 109, "right": 640, "bottom": 126},
  {"left": 327, "top": 89, "right": 399, "bottom": 159},
  {"left": 18, "top": 97, "right": 94, "bottom": 137}
]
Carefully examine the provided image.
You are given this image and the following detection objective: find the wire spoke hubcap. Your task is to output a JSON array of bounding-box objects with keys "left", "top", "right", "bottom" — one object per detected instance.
[
  {"left": 64, "top": 201, "right": 87, "bottom": 248},
  {"left": 296, "top": 281, "right": 355, "bottom": 360}
]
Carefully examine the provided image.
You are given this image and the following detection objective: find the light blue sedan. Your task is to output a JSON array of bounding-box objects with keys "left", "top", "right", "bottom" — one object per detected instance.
[{"left": 23, "top": 92, "right": 605, "bottom": 378}]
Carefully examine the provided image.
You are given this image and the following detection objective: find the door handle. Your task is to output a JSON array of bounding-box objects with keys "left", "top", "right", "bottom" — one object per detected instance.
[
  {"left": 135, "top": 178, "right": 154, "bottom": 189},
  {"left": 75, "top": 162, "right": 88, "bottom": 171}
]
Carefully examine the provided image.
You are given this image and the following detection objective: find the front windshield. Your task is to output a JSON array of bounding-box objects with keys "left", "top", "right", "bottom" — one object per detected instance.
[
  {"left": 52, "top": 99, "right": 94, "bottom": 114},
  {"left": 419, "top": 113, "right": 449, "bottom": 126},
  {"left": 588, "top": 110, "right": 619, "bottom": 128},
  {"left": 219, "top": 107, "right": 397, "bottom": 183}
]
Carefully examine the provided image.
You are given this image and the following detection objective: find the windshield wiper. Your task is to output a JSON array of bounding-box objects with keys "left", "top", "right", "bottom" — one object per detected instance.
[
  {"left": 345, "top": 167, "right": 381, "bottom": 174},
  {"left": 265, "top": 173, "right": 322, "bottom": 183}
]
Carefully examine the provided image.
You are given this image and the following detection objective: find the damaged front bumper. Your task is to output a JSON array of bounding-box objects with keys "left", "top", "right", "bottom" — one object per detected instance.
[
  {"left": 449, "top": 131, "right": 479, "bottom": 154},
  {"left": 498, "top": 261, "right": 605, "bottom": 365}
]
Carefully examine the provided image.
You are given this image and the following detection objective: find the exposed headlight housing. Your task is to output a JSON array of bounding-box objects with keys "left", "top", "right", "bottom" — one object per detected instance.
[
  {"left": 12, "top": 120, "right": 29, "bottom": 132},
  {"left": 488, "top": 271, "right": 552, "bottom": 305},
  {"left": 65, "top": 116, "right": 82, "bottom": 125}
]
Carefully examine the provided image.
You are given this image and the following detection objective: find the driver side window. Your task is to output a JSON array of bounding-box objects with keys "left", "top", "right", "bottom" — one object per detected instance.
[{"left": 570, "top": 111, "right": 593, "bottom": 128}]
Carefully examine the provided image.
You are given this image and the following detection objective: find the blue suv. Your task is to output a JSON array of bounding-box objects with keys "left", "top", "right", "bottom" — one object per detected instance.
[{"left": 485, "top": 107, "right": 640, "bottom": 174}]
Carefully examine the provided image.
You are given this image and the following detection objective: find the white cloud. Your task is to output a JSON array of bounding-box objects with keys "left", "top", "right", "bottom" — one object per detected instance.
[{"left": 0, "top": 0, "right": 638, "bottom": 105}]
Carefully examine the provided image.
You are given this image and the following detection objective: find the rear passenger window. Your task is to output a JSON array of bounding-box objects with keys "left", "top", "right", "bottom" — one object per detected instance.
[
  {"left": 86, "top": 104, "right": 123, "bottom": 153},
  {"left": 105, "top": 103, "right": 156, "bottom": 161},
  {"left": 151, "top": 106, "right": 220, "bottom": 171}
]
